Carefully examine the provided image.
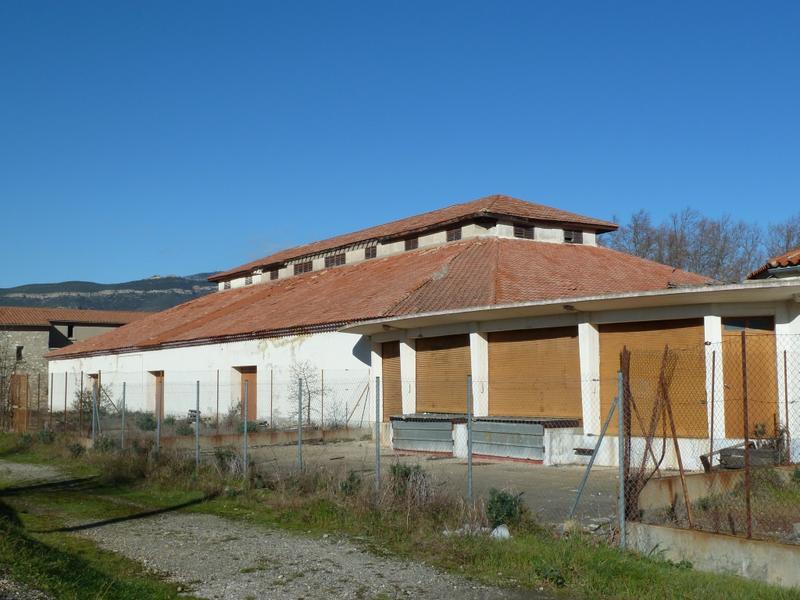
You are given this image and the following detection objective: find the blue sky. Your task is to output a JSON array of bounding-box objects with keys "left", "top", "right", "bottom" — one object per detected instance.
[{"left": 1, "top": 1, "right": 798, "bottom": 287}]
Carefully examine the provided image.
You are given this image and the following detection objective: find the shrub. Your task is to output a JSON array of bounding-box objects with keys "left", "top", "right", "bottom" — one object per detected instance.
[
  {"left": 236, "top": 421, "right": 260, "bottom": 434},
  {"left": 163, "top": 416, "right": 176, "bottom": 426},
  {"left": 390, "top": 463, "right": 423, "bottom": 496},
  {"left": 18, "top": 433, "right": 34, "bottom": 449},
  {"left": 134, "top": 412, "right": 157, "bottom": 432},
  {"left": 68, "top": 442, "right": 85, "bottom": 458},
  {"left": 792, "top": 467, "right": 800, "bottom": 485},
  {"left": 486, "top": 488, "right": 523, "bottom": 527},
  {"left": 37, "top": 430, "right": 55, "bottom": 445},
  {"left": 339, "top": 471, "right": 362, "bottom": 496},
  {"left": 175, "top": 422, "right": 194, "bottom": 436},
  {"left": 695, "top": 496, "right": 711, "bottom": 511},
  {"left": 93, "top": 435, "right": 117, "bottom": 453}
]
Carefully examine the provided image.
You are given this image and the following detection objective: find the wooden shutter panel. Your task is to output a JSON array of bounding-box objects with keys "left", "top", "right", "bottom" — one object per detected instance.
[
  {"left": 599, "top": 319, "right": 707, "bottom": 437},
  {"left": 488, "top": 327, "right": 581, "bottom": 418},
  {"left": 381, "top": 341, "right": 402, "bottom": 421},
  {"left": 239, "top": 367, "right": 257, "bottom": 420},
  {"left": 416, "top": 334, "right": 471, "bottom": 413},
  {"left": 722, "top": 318, "right": 777, "bottom": 438}
]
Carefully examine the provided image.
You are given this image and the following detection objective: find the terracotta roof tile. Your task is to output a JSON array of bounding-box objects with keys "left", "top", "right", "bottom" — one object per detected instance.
[
  {"left": 49, "top": 238, "right": 710, "bottom": 359},
  {"left": 748, "top": 246, "right": 800, "bottom": 279},
  {"left": 0, "top": 306, "right": 151, "bottom": 328},
  {"left": 209, "top": 195, "right": 618, "bottom": 281}
]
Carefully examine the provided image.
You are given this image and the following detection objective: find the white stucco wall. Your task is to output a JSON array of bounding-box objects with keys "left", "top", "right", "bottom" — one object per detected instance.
[{"left": 48, "top": 331, "right": 373, "bottom": 428}]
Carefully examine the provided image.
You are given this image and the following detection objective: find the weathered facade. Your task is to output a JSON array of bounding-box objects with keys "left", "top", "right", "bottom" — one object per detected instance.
[
  {"left": 1, "top": 307, "right": 150, "bottom": 429},
  {"left": 46, "top": 196, "right": 800, "bottom": 467}
]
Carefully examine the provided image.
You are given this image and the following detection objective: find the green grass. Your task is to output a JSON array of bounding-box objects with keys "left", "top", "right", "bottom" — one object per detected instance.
[
  {"left": 0, "top": 501, "right": 195, "bottom": 600},
  {"left": 2, "top": 433, "right": 800, "bottom": 600}
]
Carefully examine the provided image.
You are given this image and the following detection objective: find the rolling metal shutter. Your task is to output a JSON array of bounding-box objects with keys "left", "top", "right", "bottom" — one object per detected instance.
[
  {"left": 721, "top": 318, "right": 777, "bottom": 438},
  {"left": 488, "top": 327, "right": 581, "bottom": 418},
  {"left": 599, "top": 319, "right": 707, "bottom": 437},
  {"left": 381, "top": 341, "right": 402, "bottom": 421},
  {"left": 415, "top": 334, "right": 471, "bottom": 413}
]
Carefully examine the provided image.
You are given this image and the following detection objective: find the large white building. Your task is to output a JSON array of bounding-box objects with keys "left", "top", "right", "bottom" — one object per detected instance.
[{"left": 48, "top": 195, "right": 800, "bottom": 467}]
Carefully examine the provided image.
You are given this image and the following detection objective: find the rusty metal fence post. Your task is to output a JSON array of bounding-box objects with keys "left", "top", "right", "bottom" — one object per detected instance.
[
  {"left": 243, "top": 379, "right": 249, "bottom": 477},
  {"left": 616, "top": 370, "right": 626, "bottom": 549},
  {"left": 297, "top": 378, "right": 303, "bottom": 469},
  {"left": 375, "top": 376, "right": 381, "bottom": 496},
  {"left": 121, "top": 382, "right": 126, "bottom": 450},
  {"left": 741, "top": 330, "right": 752, "bottom": 539},
  {"left": 467, "top": 374, "right": 474, "bottom": 504},
  {"left": 195, "top": 380, "right": 200, "bottom": 475},
  {"left": 784, "top": 349, "right": 791, "bottom": 464},
  {"left": 91, "top": 381, "right": 97, "bottom": 445}
]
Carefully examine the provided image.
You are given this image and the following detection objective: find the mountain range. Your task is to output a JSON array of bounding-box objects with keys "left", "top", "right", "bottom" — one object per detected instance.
[{"left": 0, "top": 273, "right": 219, "bottom": 313}]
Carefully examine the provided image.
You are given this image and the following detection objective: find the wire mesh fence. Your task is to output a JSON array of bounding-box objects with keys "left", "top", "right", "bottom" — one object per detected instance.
[
  {"left": 620, "top": 331, "right": 800, "bottom": 545},
  {"left": 11, "top": 329, "right": 797, "bottom": 543}
]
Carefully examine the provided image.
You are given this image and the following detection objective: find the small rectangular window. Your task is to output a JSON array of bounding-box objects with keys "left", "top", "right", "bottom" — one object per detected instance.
[
  {"left": 223, "top": 281, "right": 231, "bottom": 290},
  {"left": 324, "top": 253, "right": 346, "bottom": 268},
  {"left": 294, "top": 261, "right": 313, "bottom": 275},
  {"left": 67, "top": 325, "right": 75, "bottom": 338},
  {"left": 15, "top": 346, "right": 23, "bottom": 361},
  {"left": 446, "top": 228, "right": 462, "bottom": 242},
  {"left": 405, "top": 238, "right": 418, "bottom": 251},
  {"left": 364, "top": 246, "right": 377, "bottom": 260},
  {"left": 244, "top": 275, "right": 253, "bottom": 285},
  {"left": 270, "top": 269, "right": 279, "bottom": 280},
  {"left": 513, "top": 225, "right": 534, "bottom": 239},
  {"left": 564, "top": 230, "right": 583, "bottom": 244}
]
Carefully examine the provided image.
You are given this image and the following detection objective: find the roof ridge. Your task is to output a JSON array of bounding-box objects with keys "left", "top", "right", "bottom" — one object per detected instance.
[
  {"left": 209, "top": 194, "right": 618, "bottom": 282},
  {"left": 489, "top": 237, "right": 500, "bottom": 305}
]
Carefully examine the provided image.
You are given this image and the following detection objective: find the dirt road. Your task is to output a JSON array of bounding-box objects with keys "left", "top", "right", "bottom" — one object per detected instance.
[{"left": 1, "top": 460, "right": 550, "bottom": 600}]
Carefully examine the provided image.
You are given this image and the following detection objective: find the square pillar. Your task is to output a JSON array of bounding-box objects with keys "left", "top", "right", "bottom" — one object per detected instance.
[
  {"left": 776, "top": 303, "right": 800, "bottom": 462},
  {"left": 704, "top": 315, "right": 723, "bottom": 443},
  {"left": 469, "top": 331, "right": 489, "bottom": 417},
  {"left": 400, "top": 338, "right": 416, "bottom": 414},
  {"left": 578, "top": 321, "right": 601, "bottom": 434},
  {"left": 370, "top": 339, "right": 382, "bottom": 423}
]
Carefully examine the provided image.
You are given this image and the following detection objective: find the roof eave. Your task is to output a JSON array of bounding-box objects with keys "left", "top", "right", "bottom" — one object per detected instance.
[{"left": 340, "top": 279, "right": 800, "bottom": 336}]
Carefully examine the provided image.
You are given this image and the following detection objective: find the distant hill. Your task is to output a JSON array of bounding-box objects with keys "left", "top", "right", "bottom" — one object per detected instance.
[{"left": 0, "top": 273, "right": 218, "bottom": 312}]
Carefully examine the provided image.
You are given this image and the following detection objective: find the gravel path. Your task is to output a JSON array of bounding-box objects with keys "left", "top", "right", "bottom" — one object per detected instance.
[
  {"left": 0, "top": 461, "right": 57, "bottom": 600},
  {"left": 0, "top": 460, "right": 64, "bottom": 487},
  {"left": 76, "top": 511, "right": 547, "bottom": 600},
  {"left": 1, "top": 459, "right": 549, "bottom": 599},
  {"left": 0, "top": 576, "right": 52, "bottom": 600}
]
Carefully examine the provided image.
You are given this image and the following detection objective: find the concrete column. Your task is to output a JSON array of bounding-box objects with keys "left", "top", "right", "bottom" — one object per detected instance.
[
  {"left": 775, "top": 302, "right": 800, "bottom": 461},
  {"left": 578, "top": 321, "right": 601, "bottom": 434},
  {"left": 469, "top": 331, "right": 489, "bottom": 417},
  {"left": 704, "top": 315, "right": 723, "bottom": 442},
  {"left": 400, "top": 338, "right": 416, "bottom": 414},
  {"left": 369, "top": 339, "right": 383, "bottom": 423}
]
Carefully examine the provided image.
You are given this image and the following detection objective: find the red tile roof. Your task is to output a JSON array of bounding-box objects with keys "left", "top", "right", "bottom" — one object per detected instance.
[
  {"left": 209, "top": 195, "right": 618, "bottom": 281},
  {"left": 49, "top": 238, "right": 710, "bottom": 359},
  {"left": 0, "top": 306, "right": 152, "bottom": 328},
  {"left": 748, "top": 246, "right": 800, "bottom": 279}
]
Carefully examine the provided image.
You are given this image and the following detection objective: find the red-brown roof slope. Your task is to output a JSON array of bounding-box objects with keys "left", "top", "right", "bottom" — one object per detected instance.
[
  {"left": 49, "top": 238, "right": 709, "bottom": 359},
  {"left": 748, "top": 246, "right": 800, "bottom": 279},
  {"left": 209, "top": 195, "right": 618, "bottom": 281},
  {"left": 0, "top": 306, "right": 152, "bottom": 328}
]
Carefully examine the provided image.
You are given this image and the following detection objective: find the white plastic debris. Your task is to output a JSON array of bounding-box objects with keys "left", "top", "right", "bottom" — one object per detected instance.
[{"left": 490, "top": 524, "right": 511, "bottom": 540}]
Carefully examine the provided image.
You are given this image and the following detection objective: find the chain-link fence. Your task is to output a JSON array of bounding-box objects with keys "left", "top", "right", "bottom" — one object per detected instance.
[{"left": 620, "top": 331, "right": 800, "bottom": 545}]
